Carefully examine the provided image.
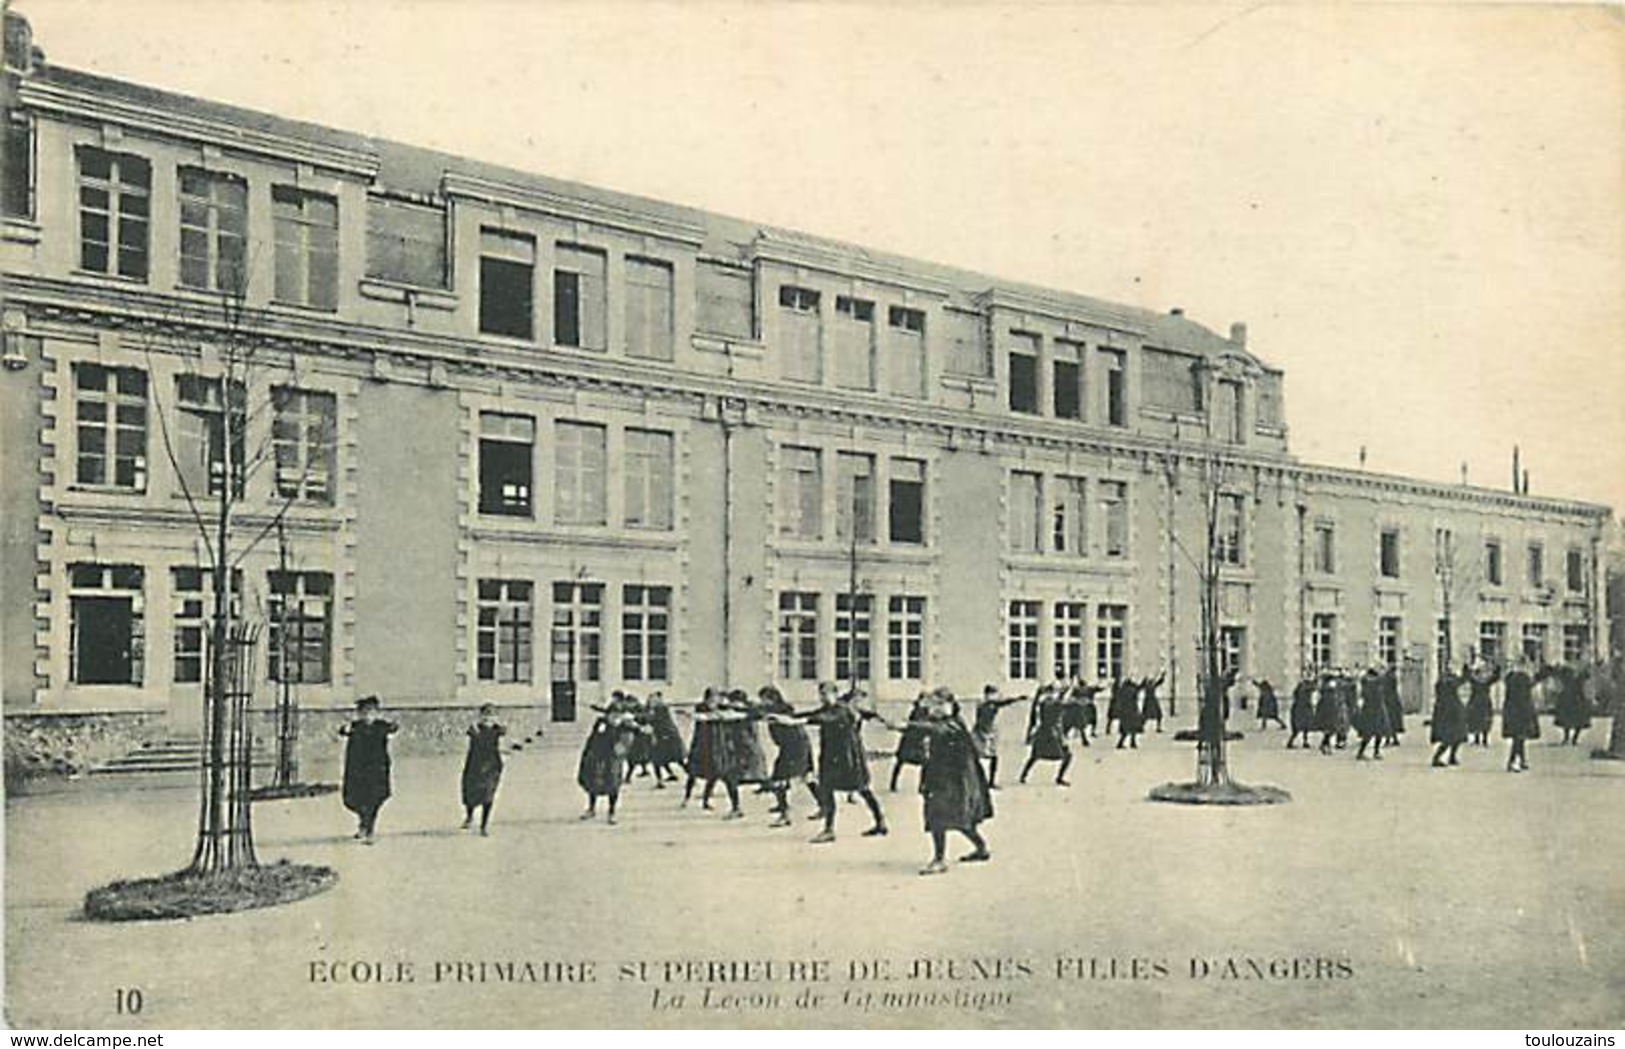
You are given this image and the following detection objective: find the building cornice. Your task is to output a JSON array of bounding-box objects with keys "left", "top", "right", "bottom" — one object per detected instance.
[
  {"left": 751, "top": 230, "right": 956, "bottom": 298},
  {"left": 5, "top": 275, "right": 1612, "bottom": 522},
  {"left": 17, "top": 78, "right": 381, "bottom": 179},
  {"left": 441, "top": 172, "right": 706, "bottom": 247},
  {"left": 979, "top": 287, "right": 1149, "bottom": 338}
]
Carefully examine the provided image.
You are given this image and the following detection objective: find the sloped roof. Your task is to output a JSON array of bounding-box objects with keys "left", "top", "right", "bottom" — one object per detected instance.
[{"left": 35, "top": 62, "right": 1269, "bottom": 366}]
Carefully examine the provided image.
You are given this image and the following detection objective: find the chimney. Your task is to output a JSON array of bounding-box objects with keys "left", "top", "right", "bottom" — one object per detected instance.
[
  {"left": 3, "top": 11, "right": 40, "bottom": 74},
  {"left": 1169, "top": 307, "right": 1184, "bottom": 318},
  {"left": 1359, "top": 446, "right": 1367, "bottom": 469},
  {"left": 1460, "top": 462, "right": 1469, "bottom": 485},
  {"left": 1512, "top": 444, "right": 1521, "bottom": 492},
  {"left": 1229, "top": 322, "right": 1248, "bottom": 348},
  {"left": 1522, "top": 468, "right": 1530, "bottom": 495}
]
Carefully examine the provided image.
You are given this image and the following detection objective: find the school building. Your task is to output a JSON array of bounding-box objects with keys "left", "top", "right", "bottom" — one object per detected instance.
[{"left": 0, "top": 12, "right": 1611, "bottom": 751}]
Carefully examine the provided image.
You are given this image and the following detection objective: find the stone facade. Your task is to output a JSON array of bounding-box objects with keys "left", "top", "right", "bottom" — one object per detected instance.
[{"left": 0, "top": 13, "right": 1611, "bottom": 756}]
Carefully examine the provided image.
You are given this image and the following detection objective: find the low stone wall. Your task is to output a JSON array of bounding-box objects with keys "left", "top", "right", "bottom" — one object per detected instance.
[
  {"left": 4, "top": 710, "right": 169, "bottom": 790},
  {"left": 261, "top": 704, "right": 565, "bottom": 766}
]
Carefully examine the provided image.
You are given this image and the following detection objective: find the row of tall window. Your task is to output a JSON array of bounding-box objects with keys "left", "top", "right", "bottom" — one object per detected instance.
[
  {"left": 1008, "top": 332, "right": 1128, "bottom": 427},
  {"left": 72, "top": 363, "right": 337, "bottom": 503},
  {"left": 476, "top": 580, "right": 671, "bottom": 685},
  {"left": 774, "top": 286, "right": 929, "bottom": 396},
  {"left": 778, "top": 448, "right": 927, "bottom": 545},
  {"left": 1005, "top": 600, "right": 1128, "bottom": 682},
  {"left": 477, "top": 413, "right": 673, "bottom": 529},
  {"left": 1305, "top": 522, "right": 1589, "bottom": 593},
  {"left": 67, "top": 146, "right": 341, "bottom": 309},
  {"left": 1306, "top": 612, "right": 1590, "bottom": 672},
  {"left": 477, "top": 231, "right": 675, "bottom": 360},
  {"left": 66, "top": 563, "right": 332, "bottom": 687},
  {"left": 1007, "top": 472, "right": 1129, "bottom": 558},
  {"left": 776, "top": 592, "right": 926, "bottom": 682}
]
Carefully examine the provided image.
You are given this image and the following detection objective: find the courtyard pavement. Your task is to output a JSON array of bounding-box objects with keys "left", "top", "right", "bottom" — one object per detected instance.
[{"left": 6, "top": 718, "right": 1623, "bottom": 1029}]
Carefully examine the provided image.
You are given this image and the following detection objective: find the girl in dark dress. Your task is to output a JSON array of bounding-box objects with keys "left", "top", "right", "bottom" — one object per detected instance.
[
  {"left": 1465, "top": 664, "right": 1499, "bottom": 745},
  {"left": 340, "top": 695, "right": 398, "bottom": 844},
  {"left": 682, "top": 687, "right": 724, "bottom": 808},
  {"left": 1020, "top": 685, "right": 1073, "bottom": 785},
  {"left": 712, "top": 689, "right": 769, "bottom": 820},
  {"left": 1254, "top": 678, "right": 1286, "bottom": 730},
  {"left": 1314, "top": 672, "right": 1343, "bottom": 755},
  {"left": 460, "top": 703, "right": 506, "bottom": 835},
  {"left": 1429, "top": 669, "right": 1467, "bottom": 768},
  {"left": 1139, "top": 672, "right": 1167, "bottom": 734},
  {"left": 793, "top": 683, "right": 887, "bottom": 843},
  {"left": 1501, "top": 665, "right": 1549, "bottom": 772},
  {"left": 645, "top": 692, "right": 687, "bottom": 785},
  {"left": 578, "top": 703, "right": 644, "bottom": 824},
  {"left": 1060, "top": 679, "right": 1101, "bottom": 744},
  {"left": 759, "top": 686, "right": 818, "bottom": 828},
  {"left": 1553, "top": 667, "right": 1591, "bottom": 746},
  {"left": 1380, "top": 668, "right": 1405, "bottom": 747},
  {"left": 1355, "top": 668, "right": 1391, "bottom": 760},
  {"left": 1287, "top": 677, "right": 1316, "bottom": 748},
  {"left": 973, "top": 684, "right": 1026, "bottom": 788},
  {"left": 889, "top": 693, "right": 932, "bottom": 792},
  {"left": 1115, "top": 677, "right": 1147, "bottom": 750},
  {"left": 912, "top": 691, "right": 994, "bottom": 876}
]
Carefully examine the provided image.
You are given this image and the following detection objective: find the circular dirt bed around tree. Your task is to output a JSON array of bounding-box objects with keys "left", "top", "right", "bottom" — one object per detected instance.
[
  {"left": 83, "top": 861, "right": 338, "bottom": 922},
  {"left": 1148, "top": 780, "right": 1293, "bottom": 806},
  {"left": 248, "top": 782, "right": 338, "bottom": 801}
]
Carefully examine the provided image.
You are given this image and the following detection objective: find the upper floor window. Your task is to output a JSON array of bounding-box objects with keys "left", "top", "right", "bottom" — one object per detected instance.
[
  {"left": 943, "top": 307, "right": 990, "bottom": 379},
  {"left": 270, "top": 387, "right": 337, "bottom": 504},
  {"left": 835, "top": 451, "right": 876, "bottom": 544},
  {"left": 272, "top": 185, "right": 338, "bottom": 310},
  {"left": 1051, "top": 475, "right": 1086, "bottom": 556},
  {"left": 3, "top": 109, "right": 33, "bottom": 219},
  {"left": 696, "top": 260, "right": 754, "bottom": 340},
  {"left": 178, "top": 168, "right": 247, "bottom": 294},
  {"left": 554, "top": 244, "right": 607, "bottom": 350},
  {"left": 778, "top": 445, "right": 823, "bottom": 539},
  {"left": 1215, "top": 380, "right": 1245, "bottom": 444},
  {"left": 1009, "top": 470, "right": 1042, "bottom": 553},
  {"left": 73, "top": 363, "right": 147, "bottom": 490},
  {"left": 887, "top": 306, "right": 927, "bottom": 400},
  {"left": 623, "top": 428, "right": 674, "bottom": 530},
  {"left": 77, "top": 146, "right": 150, "bottom": 280},
  {"left": 1379, "top": 527, "right": 1401, "bottom": 579},
  {"left": 1526, "top": 542, "right": 1544, "bottom": 589},
  {"left": 479, "top": 229, "right": 535, "bottom": 339},
  {"left": 625, "top": 257, "right": 674, "bottom": 361},
  {"left": 1566, "top": 547, "right": 1585, "bottom": 593},
  {"left": 1433, "top": 526, "right": 1453, "bottom": 577},
  {"left": 1053, "top": 338, "right": 1084, "bottom": 420},
  {"left": 1217, "top": 493, "right": 1246, "bottom": 566},
  {"left": 1484, "top": 538, "right": 1504, "bottom": 587},
  {"left": 478, "top": 411, "right": 534, "bottom": 518},
  {"left": 1099, "top": 348, "right": 1127, "bottom": 426},
  {"left": 175, "top": 374, "right": 246, "bottom": 499},
  {"left": 366, "top": 195, "right": 448, "bottom": 289},
  {"left": 1255, "top": 372, "right": 1284, "bottom": 430},
  {"left": 833, "top": 296, "right": 875, "bottom": 391},
  {"left": 1008, "top": 331, "right": 1039, "bottom": 414},
  {"left": 889, "top": 457, "right": 926, "bottom": 545},
  {"left": 1100, "top": 480, "right": 1128, "bottom": 558},
  {"left": 554, "top": 420, "right": 607, "bottom": 525},
  {"left": 777, "top": 285, "right": 822, "bottom": 384},
  {"left": 1313, "top": 521, "right": 1336, "bottom": 574}
]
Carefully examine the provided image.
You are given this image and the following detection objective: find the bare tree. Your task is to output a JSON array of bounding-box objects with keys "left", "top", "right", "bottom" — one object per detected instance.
[
  {"left": 134, "top": 274, "right": 330, "bottom": 872},
  {"left": 1152, "top": 438, "right": 1289, "bottom": 804}
]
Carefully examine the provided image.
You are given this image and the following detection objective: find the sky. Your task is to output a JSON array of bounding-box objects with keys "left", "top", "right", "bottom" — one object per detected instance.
[{"left": 21, "top": 1, "right": 1625, "bottom": 514}]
